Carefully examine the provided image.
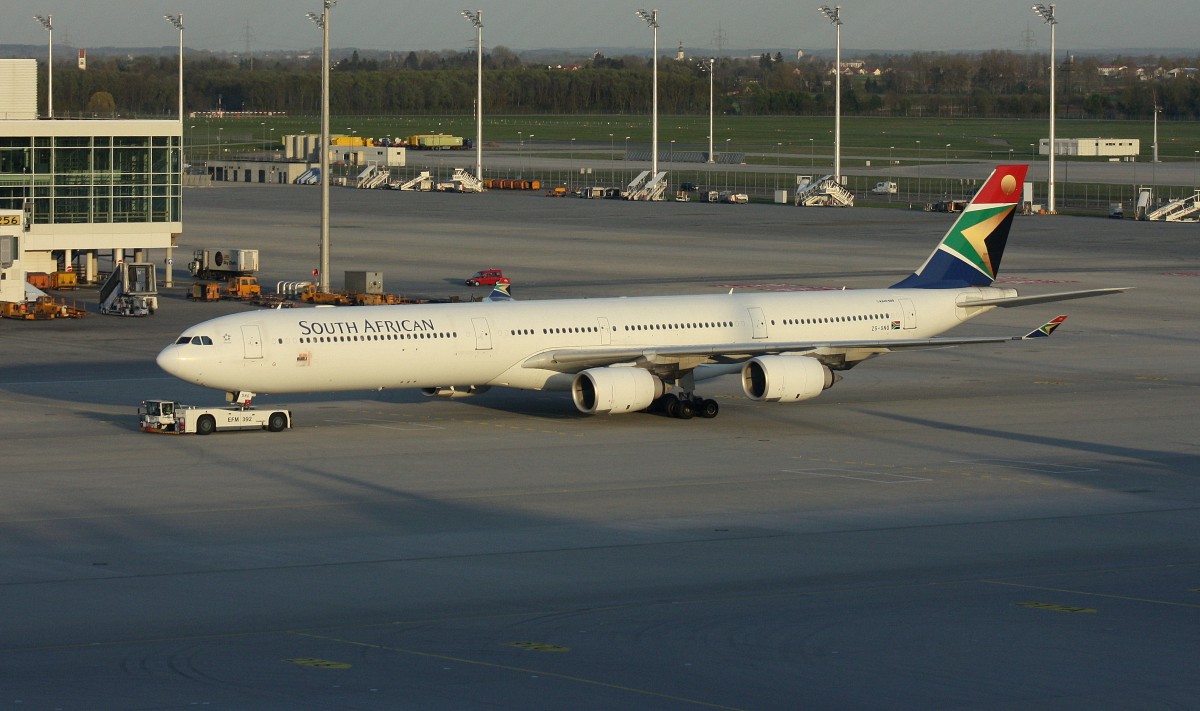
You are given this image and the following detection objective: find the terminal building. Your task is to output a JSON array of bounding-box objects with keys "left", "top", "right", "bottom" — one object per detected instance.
[{"left": 0, "top": 59, "right": 181, "bottom": 283}]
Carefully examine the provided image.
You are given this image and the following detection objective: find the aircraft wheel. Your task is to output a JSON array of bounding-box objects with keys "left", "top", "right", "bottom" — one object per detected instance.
[
  {"left": 675, "top": 399, "right": 695, "bottom": 420},
  {"left": 196, "top": 415, "right": 216, "bottom": 435},
  {"left": 699, "top": 399, "right": 720, "bottom": 419},
  {"left": 662, "top": 393, "right": 679, "bottom": 418}
]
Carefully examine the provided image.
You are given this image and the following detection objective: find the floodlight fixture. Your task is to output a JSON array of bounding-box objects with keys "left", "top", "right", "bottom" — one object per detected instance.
[
  {"left": 462, "top": 10, "right": 484, "bottom": 182},
  {"left": 309, "top": 0, "right": 335, "bottom": 291},
  {"left": 1032, "top": 2, "right": 1057, "bottom": 213},
  {"left": 34, "top": 15, "right": 53, "bottom": 118},
  {"left": 636, "top": 9, "right": 660, "bottom": 177},
  {"left": 818, "top": 5, "right": 843, "bottom": 182}
]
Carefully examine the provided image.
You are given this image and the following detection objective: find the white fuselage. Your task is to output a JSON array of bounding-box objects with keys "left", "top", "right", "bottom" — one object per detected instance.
[{"left": 156, "top": 286, "right": 1006, "bottom": 397}]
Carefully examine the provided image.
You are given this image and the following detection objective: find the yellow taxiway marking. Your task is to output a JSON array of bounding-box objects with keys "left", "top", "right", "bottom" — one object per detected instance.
[
  {"left": 291, "top": 631, "right": 747, "bottom": 710},
  {"left": 505, "top": 641, "right": 571, "bottom": 653},
  {"left": 1014, "top": 602, "right": 1096, "bottom": 613},
  {"left": 989, "top": 581, "right": 1200, "bottom": 610},
  {"left": 286, "top": 657, "right": 352, "bottom": 669}
]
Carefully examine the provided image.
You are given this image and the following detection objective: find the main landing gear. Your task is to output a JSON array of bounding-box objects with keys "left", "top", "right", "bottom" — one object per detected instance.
[{"left": 655, "top": 393, "right": 720, "bottom": 419}]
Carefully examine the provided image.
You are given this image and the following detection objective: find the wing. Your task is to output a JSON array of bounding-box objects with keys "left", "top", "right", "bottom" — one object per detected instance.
[
  {"left": 521, "top": 317, "right": 1068, "bottom": 374},
  {"left": 962, "top": 287, "right": 1130, "bottom": 308}
]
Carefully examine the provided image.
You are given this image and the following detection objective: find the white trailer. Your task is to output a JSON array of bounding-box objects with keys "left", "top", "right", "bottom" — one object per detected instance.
[
  {"left": 188, "top": 249, "right": 260, "bottom": 280},
  {"left": 139, "top": 399, "right": 291, "bottom": 435}
]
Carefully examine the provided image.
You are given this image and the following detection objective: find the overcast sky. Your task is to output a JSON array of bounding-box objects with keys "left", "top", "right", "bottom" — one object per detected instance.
[{"left": 3, "top": 1, "right": 1197, "bottom": 56}]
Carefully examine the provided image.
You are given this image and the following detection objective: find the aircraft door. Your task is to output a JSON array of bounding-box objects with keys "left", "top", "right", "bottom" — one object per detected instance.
[
  {"left": 748, "top": 307, "right": 768, "bottom": 339},
  {"left": 597, "top": 317, "right": 611, "bottom": 345},
  {"left": 471, "top": 317, "right": 492, "bottom": 350},
  {"left": 241, "top": 325, "right": 263, "bottom": 359},
  {"left": 898, "top": 299, "right": 917, "bottom": 329}
]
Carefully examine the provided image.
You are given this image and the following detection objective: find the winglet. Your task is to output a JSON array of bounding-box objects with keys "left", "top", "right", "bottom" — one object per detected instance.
[
  {"left": 483, "top": 278, "right": 514, "bottom": 302},
  {"left": 1021, "top": 315, "right": 1067, "bottom": 339}
]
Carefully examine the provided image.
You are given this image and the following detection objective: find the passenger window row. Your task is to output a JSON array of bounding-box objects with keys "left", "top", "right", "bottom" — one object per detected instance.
[
  {"left": 292, "top": 332, "right": 457, "bottom": 345},
  {"left": 781, "top": 313, "right": 891, "bottom": 325},
  {"left": 625, "top": 321, "right": 733, "bottom": 331}
]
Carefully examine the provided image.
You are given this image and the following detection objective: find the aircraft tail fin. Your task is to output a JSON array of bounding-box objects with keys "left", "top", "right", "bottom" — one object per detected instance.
[
  {"left": 483, "top": 279, "right": 514, "bottom": 302},
  {"left": 892, "top": 164, "right": 1028, "bottom": 289}
]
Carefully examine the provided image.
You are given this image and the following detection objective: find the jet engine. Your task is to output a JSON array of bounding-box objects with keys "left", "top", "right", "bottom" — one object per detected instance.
[
  {"left": 740, "top": 356, "right": 837, "bottom": 403},
  {"left": 420, "top": 385, "right": 491, "bottom": 398},
  {"left": 572, "top": 367, "right": 665, "bottom": 415}
]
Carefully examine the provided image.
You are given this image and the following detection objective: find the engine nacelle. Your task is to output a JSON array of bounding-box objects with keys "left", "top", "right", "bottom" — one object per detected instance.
[
  {"left": 741, "top": 356, "right": 836, "bottom": 403},
  {"left": 420, "top": 385, "right": 490, "bottom": 398},
  {"left": 572, "top": 367, "right": 665, "bottom": 415}
]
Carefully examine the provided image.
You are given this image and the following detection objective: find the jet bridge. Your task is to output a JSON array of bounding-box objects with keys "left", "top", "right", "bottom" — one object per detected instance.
[{"left": 0, "top": 209, "right": 24, "bottom": 304}]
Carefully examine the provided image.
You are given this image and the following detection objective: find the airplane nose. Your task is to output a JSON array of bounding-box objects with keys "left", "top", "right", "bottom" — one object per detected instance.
[{"left": 156, "top": 344, "right": 197, "bottom": 382}]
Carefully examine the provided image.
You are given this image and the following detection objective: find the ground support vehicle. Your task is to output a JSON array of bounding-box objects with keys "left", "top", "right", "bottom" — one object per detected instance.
[
  {"left": 297, "top": 284, "right": 353, "bottom": 305},
  {"left": 225, "top": 275, "right": 262, "bottom": 300},
  {"left": 465, "top": 269, "right": 505, "bottom": 287},
  {"left": 189, "top": 281, "right": 222, "bottom": 301},
  {"left": 1, "top": 295, "right": 86, "bottom": 320},
  {"left": 926, "top": 199, "right": 969, "bottom": 213},
  {"left": 139, "top": 399, "right": 291, "bottom": 435},
  {"left": 188, "top": 249, "right": 259, "bottom": 281},
  {"left": 99, "top": 262, "right": 157, "bottom": 316}
]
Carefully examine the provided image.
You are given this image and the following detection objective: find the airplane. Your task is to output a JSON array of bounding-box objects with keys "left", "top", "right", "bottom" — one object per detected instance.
[{"left": 157, "top": 164, "right": 1127, "bottom": 420}]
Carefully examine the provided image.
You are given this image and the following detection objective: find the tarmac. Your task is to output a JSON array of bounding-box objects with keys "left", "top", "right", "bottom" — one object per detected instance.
[{"left": 1, "top": 181, "right": 1198, "bottom": 709}]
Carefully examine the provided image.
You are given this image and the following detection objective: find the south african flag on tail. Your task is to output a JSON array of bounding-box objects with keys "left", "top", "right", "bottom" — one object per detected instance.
[{"left": 892, "top": 165, "right": 1028, "bottom": 289}]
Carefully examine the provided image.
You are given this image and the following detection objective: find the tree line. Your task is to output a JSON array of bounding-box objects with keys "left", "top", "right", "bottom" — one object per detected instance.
[{"left": 45, "top": 49, "right": 1200, "bottom": 121}]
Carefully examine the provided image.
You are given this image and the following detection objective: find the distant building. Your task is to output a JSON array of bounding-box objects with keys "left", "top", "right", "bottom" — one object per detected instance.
[{"left": 1039, "top": 138, "right": 1139, "bottom": 158}]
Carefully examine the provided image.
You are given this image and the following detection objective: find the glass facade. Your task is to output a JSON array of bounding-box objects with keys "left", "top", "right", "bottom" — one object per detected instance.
[{"left": 0, "top": 133, "right": 181, "bottom": 226}]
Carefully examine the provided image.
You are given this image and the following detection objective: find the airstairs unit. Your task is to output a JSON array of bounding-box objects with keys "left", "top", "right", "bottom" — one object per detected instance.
[
  {"left": 393, "top": 171, "right": 433, "bottom": 191},
  {"left": 793, "top": 175, "right": 854, "bottom": 207},
  {"left": 294, "top": 168, "right": 321, "bottom": 185},
  {"left": 624, "top": 170, "right": 651, "bottom": 198},
  {"left": 1134, "top": 187, "right": 1153, "bottom": 220},
  {"left": 99, "top": 262, "right": 158, "bottom": 316},
  {"left": 452, "top": 168, "right": 485, "bottom": 193},
  {"left": 1145, "top": 190, "right": 1200, "bottom": 222},
  {"left": 356, "top": 163, "right": 390, "bottom": 189},
  {"left": 627, "top": 171, "right": 668, "bottom": 201}
]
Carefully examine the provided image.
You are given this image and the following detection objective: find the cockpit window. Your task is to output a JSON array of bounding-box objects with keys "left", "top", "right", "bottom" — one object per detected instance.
[{"left": 175, "top": 335, "right": 214, "bottom": 345}]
